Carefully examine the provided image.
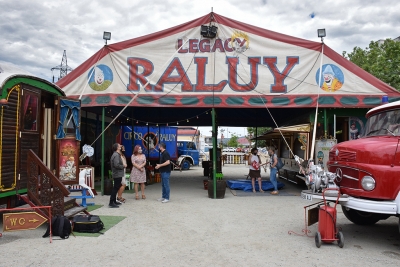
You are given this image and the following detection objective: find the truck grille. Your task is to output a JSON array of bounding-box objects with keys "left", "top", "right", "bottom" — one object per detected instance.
[{"left": 330, "top": 165, "right": 359, "bottom": 189}]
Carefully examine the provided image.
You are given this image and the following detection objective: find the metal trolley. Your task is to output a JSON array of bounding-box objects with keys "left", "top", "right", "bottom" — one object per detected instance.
[{"left": 315, "top": 188, "right": 344, "bottom": 248}]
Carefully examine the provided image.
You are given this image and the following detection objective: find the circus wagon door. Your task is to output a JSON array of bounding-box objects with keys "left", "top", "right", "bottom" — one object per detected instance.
[{"left": 54, "top": 97, "right": 81, "bottom": 185}]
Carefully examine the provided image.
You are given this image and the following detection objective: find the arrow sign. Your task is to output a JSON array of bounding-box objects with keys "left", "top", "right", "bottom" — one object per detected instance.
[{"left": 3, "top": 212, "right": 48, "bottom": 232}]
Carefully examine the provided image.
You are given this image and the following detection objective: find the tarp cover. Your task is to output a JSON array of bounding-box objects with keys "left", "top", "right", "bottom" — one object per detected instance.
[{"left": 227, "top": 179, "right": 285, "bottom": 192}]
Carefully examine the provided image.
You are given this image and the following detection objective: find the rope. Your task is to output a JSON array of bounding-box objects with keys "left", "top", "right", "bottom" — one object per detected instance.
[{"left": 88, "top": 37, "right": 193, "bottom": 147}]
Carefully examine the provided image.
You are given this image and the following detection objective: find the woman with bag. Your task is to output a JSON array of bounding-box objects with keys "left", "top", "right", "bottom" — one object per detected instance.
[
  {"left": 130, "top": 145, "right": 147, "bottom": 200},
  {"left": 268, "top": 147, "right": 279, "bottom": 195},
  {"left": 248, "top": 147, "right": 264, "bottom": 193}
]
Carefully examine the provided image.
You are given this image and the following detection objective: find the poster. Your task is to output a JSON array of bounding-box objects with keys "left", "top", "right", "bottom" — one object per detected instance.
[
  {"left": 349, "top": 117, "right": 365, "bottom": 140},
  {"left": 315, "top": 139, "right": 337, "bottom": 169},
  {"left": 58, "top": 138, "right": 79, "bottom": 182}
]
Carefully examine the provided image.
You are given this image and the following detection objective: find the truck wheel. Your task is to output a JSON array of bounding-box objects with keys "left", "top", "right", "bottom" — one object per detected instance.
[
  {"left": 337, "top": 231, "right": 344, "bottom": 248},
  {"left": 315, "top": 232, "right": 322, "bottom": 248},
  {"left": 341, "top": 206, "right": 381, "bottom": 225},
  {"left": 181, "top": 160, "right": 190, "bottom": 170}
]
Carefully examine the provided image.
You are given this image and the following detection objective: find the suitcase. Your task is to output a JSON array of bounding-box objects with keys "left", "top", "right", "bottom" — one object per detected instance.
[{"left": 72, "top": 215, "right": 104, "bottom": 233}]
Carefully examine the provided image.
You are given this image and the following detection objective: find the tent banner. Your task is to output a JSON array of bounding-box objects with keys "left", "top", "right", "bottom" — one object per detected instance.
[{"left": 59, "top": 13, "right": 399, "bottom": 108}]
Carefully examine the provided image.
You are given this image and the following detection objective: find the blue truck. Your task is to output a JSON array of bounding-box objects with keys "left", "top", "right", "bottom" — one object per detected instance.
[{"left": 121, "top": 126, "right": 199, "bottom": 170}]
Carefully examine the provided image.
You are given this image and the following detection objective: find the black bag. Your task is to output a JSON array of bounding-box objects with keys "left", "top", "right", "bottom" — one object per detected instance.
[
  {"left": 72, "top": 215, "right": 104, "bottom": 233},
  {"left": 43, "top": 215, "right": 71, "bottom": 239}
]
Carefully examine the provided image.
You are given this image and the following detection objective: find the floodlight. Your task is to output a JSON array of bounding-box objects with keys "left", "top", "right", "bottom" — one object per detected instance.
[
  {"left": 200, "top": 25, "right": 218, "bottom": 39},
  {"left": 317, "top": 29, "right": 326, "bottom": 42},
  {"left": 103, "top": 31, "right": 111, "bottom": 45}
]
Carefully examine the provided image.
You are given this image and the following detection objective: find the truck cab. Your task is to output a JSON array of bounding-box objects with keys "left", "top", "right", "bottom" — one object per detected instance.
[
  {"left": 177, "top": 141, "right": 200, "bottom": 170},
  {"left": 327, "top": 101, "right": 400, "bottom": 228}
]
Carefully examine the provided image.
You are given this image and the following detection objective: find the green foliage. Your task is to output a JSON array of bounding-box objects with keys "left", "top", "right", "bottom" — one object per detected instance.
[
  {"left": 246, "top": 127, "right": 271, "bottom": 147},
  {"left": 343, "top": 39, "right": 400, "bottom": 90},
  {"left": 227, "top": 134, "right": 239, "bottom": 147}
]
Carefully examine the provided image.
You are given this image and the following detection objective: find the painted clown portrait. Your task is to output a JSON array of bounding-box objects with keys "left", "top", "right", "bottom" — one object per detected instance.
[{"left": 316, "top": 64, "right": 345, "bottom": 92}]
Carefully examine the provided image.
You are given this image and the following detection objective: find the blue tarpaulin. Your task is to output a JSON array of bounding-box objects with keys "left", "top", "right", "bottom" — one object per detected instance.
[{"left": 226, "top": 179, "right": 285, "bottom": 192}]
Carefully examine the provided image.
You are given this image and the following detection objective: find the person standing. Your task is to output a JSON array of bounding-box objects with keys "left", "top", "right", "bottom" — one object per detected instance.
[
  {"left": 130, "top": 145, "right": 147, "bottom": 200},
  {"left": 248, "top": 147, "right": 264, "bottom": 193},
  {"left": 155, "top": 142, "right": 171, "bottom": 203},
  {"left": 268, "top": 147, "right": 279, "bottom": 195},
  {"left": 109, "top": 143, "right": 126, "bottom": 208},
  {"left": 117, "top": 145, "right": 127, "bottom": 203}
]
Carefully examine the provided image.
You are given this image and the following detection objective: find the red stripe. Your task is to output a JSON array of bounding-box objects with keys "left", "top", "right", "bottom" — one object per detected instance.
[
  {"left": 57, "top": 13, "right": 211, "bottom": 88},
  {"left": 58, "top": 12, "right": 399, "bottom": 96},
  {"left": 323, "top": 45, "right": 398, "bottom": 95}
]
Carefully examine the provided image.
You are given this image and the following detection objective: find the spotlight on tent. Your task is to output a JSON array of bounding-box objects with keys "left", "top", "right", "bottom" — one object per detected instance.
[
  {"left": 200, "top": 25, "right": 218, "bottom": 38},
  {"left": 103, "top": 31, "right": 111, "bottom": 45},
  {"left": 317, "top": 28, "right": 326, "bottom": 42}
]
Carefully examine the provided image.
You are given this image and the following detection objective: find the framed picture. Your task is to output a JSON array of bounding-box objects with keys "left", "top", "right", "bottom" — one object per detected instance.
[{"left": 57, "top": 137, "right": 79, "bottom": 184}]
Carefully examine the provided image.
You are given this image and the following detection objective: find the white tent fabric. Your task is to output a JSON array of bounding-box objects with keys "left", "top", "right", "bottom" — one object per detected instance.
[{"left": 57, "top": 12, "right": 400, "bottom": 108}]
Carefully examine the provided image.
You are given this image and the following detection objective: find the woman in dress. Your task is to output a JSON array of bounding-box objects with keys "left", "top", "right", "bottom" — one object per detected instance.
[{"left": 130, "top": 145, "right": 147, "bottom": 200}]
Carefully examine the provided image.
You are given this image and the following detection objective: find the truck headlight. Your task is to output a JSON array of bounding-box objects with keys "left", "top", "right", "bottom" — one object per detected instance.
[{"left": 361, "top": 176, "right": 375, "bottom": 191}]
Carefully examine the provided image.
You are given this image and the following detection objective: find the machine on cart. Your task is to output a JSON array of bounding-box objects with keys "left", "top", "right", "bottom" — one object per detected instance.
[{"left": 315, "top": 188, "right": 344, "bottom": 248}]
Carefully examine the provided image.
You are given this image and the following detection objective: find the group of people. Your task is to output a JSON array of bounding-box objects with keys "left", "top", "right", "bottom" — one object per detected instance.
[
  {"left": 248, "top": 147, "right": 279, "bottom": 195},
  {"left": 108, "top": 142, "right": 172, "bottom": 208}
]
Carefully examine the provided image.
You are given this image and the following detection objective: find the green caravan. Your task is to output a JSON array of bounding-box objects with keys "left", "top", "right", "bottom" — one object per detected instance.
[{"left": 0, "top": 63, "right": 81, "bottom": 209}]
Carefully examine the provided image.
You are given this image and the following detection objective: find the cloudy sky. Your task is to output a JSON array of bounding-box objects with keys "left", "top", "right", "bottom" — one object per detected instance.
[{"left": 1, "top": 0, "right": 399, "bottom": 82}]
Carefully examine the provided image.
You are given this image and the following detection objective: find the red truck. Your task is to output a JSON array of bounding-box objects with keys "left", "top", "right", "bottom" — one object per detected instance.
[{"left": 328, "top": 101, "right": 400, "bottom": 229}]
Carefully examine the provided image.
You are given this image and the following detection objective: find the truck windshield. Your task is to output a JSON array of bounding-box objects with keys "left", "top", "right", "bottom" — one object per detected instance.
[{"left": 364, "top": 109, "right": 400, "bottom": 137}]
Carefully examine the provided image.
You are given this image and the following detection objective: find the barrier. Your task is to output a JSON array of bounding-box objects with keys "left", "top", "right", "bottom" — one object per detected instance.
[{"left": 222, "top": 153, "right": 247, "bottom": 165}]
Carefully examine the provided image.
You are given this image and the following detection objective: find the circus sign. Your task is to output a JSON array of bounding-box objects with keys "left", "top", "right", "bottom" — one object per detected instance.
[{"left": 58, "top": 12, "right": 399, "bottom": 108}]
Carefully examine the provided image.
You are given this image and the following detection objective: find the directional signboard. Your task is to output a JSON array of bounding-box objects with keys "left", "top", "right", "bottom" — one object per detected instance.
[{"left": 3, "top": 212, "right": 48, "bottom": 231}]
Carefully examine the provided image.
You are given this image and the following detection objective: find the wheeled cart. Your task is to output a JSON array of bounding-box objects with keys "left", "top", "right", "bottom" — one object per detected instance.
[{"left": 315, "top": 188, "right": 344, "bottom": 248}]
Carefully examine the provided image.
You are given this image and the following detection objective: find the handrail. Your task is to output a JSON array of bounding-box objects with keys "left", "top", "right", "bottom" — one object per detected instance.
[{"left": 27, "top": 149, "right": 70, "bottom": 217}]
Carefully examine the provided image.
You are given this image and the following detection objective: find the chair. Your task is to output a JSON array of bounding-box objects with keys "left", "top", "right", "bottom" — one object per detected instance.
[
  {"left": 109, "top": 170, "right": 132, "bottom": 190},
  {"left": 125, "top": 172, "right": 132, "bottom": 190}
]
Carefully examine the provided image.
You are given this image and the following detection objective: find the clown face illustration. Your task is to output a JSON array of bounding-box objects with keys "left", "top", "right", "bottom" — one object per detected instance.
[{"left": 94, "top": 67, "right": 104, "bottom": 85}]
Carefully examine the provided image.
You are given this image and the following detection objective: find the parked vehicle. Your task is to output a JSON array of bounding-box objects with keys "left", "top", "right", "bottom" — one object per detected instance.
[
  {"left": 302, "top": 100, "right": 400, "bottom": 231},
  {"left": 121, "top": 126, "right": 199, "bottom": 170}
]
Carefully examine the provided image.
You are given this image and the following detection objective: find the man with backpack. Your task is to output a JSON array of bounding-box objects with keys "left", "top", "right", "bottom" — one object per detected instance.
[{"left": 268, "top": 147, "right": 279, "bottom": 195}]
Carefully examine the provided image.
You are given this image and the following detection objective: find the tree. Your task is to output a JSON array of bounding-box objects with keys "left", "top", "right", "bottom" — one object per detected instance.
[
  {"left": 227, "top": 134, "right": 239, "bottom": 148},
  {"left": 343, "top": 39, "right": 400, "bottom": 90},
  {"left": 246, "top": 127, "right": 271, "bottom": 147}
]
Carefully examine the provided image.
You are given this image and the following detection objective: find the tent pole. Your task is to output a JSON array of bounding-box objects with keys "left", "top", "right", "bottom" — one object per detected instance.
[
  {"left": 212, "top": 108, "right": 217, "bottom": 199},
  {"left": 310, "top": 43, "right": 325, "bottom": 162},
  {"left": 101, "top": 107, "right": 105, "bottom": 195},
  {"left": 324, "top": 108, "right": 327, "bottom": 138}
]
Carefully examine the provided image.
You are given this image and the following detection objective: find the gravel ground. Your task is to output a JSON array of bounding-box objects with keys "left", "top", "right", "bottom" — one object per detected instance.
[{"left": 1, "top": 165, "right": 399, "bottom": 267}]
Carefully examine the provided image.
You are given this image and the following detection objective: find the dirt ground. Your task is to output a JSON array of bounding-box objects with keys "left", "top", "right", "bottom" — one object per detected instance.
[{"left": 0, "top": 165, "right": 399, "bottom": 267}]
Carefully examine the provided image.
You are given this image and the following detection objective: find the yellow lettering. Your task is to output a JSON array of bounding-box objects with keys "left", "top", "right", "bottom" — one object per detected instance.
[
  {"left": 19, "top": 218, "right": 25, "bottom": 225},
  {"left": 10, "top": 218, "right": 17, "bottom": 226}
]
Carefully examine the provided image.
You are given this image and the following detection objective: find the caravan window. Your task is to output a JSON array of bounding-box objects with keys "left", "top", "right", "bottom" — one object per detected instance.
[{"left": 23, "top": 93, "right": 38, "bottom": 131}]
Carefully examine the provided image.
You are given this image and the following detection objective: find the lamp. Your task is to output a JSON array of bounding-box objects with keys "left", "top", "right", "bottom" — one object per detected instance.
[
  {"left": 317, "top": 29, "right": 326, "bottom": 42},
  {"left": 200, "top": 25, "right": 218, "bottom": 38},
  {"left": 103, "top": 31, "right": 111, "bottom": 45}
]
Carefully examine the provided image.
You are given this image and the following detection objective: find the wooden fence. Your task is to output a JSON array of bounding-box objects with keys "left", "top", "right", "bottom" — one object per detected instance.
[{"left": 222, "top": 153, "right": 247, "bottom": 165}]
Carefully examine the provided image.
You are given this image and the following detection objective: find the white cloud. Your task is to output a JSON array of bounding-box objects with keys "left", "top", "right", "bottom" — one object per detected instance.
[{"left": 1, "top": 0, "right": 399, "bottom": 80}]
